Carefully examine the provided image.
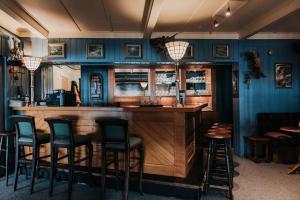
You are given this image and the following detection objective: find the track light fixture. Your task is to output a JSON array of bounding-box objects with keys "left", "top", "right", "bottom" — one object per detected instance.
[
  {"left": 213, "top": 19, "right": 219, "bottom": 28},
  {"left": 225, "top": 6, "right": 231, "bottom": 17}
]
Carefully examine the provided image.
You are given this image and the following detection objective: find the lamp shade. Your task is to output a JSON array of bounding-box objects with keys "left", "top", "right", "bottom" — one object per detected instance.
[
  {"left": 23, "top": 56, "right": 42, "bottom": 71},
  {"left": 165, "top": 41, "right": 189, "bottom": 61}
]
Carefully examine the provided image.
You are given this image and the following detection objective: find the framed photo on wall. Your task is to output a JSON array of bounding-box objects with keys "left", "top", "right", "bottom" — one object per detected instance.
[
  {"left": 183, "top": 44, "right": 193, "bottom": 59},
  {"left": 86, "top": 44, "right": 104, "bottom": 58},
  {"left": 213, "top": 44, "right": 229, "bottom": 58},
  {"left": 48, "top": 43, "right": 65, "bottom": 58},
  {"left": 124, "top": 44, "right": 142, "bottom": 58},
  {"left": 275, "top": 63, "right": 292, "bottom": 88}
]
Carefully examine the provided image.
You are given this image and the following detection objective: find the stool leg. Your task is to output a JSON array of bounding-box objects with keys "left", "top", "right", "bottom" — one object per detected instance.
[
  {"left": 88, "top": 143, "right": 93, "bottom": 185},
  {"left": 22, "top": 146, "right": 28, "bottom": 179},
  {"left": 124, "top": 151, "right": 130, "bottom": 200},
  {"left": 101, "top": 149, "right": 106, "bottom": 200},
  {"left": 5, "top": 136, "right": 9, "bottom": 186},
  {"left": 36, "top": 146, "right": 40, "bottom": 179},
  {"left": 30, "top": 145, "right": 37, "bottom": 194},
  {"left": 224, "top": 140, "right": 233, "bottom": 200},
  {"left": 138, "top": 145, "right": 144, "bottom": 195},
  {"left": 113, "top": 151, "right": 119, "bottom": 191},
  {"left": 67, "top": 147, "right": 75, "bottom": 200},
  {"left": 13, "top": 144, "right": 20, "bottom": 191},
  {"left": 204, "top": 139, "right": 213, "bottom": 194},
  {"left": 49, "top": 145, "right": 56, "bottom": 197}
]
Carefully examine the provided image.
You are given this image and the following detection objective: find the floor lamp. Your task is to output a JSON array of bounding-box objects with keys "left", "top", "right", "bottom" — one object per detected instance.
[
  {"left": 23, "top": 56, "right": 42, "bottom": 106},
  {"left": 165, "top": 41, "right": 189, "bottom": 107}
]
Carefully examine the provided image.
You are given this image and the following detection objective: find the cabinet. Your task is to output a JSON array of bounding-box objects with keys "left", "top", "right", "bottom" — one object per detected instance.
[
  {"left": 114, "top": 69, "right": 149, "bottom": 96},
  {"left": 185, "top": 69, "right": 211, "bottom": 96},
  {"left": 155, "top": 70, "right": 176, "bottom": 96}
]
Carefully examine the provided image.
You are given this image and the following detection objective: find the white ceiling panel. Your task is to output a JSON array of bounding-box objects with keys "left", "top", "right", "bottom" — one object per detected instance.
[
  {"left": 16, "top": 0, "right": 79, "bottom": 33},
  {"left": 61, "top": 0, "right": 110, "bottom": 31}
]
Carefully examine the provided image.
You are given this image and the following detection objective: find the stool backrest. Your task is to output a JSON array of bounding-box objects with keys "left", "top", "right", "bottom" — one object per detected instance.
[
  {"left": 10, "top": 115, "right": 37, "bottom": 143},
  {"left": 45, "top": 118, "right": 74, "bottom": 145},
  {"left": 96, "top": 118, "right": 129, "bottom": 149}
]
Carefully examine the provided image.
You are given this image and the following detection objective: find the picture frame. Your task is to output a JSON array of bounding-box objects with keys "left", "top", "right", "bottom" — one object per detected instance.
[
  {"left": 124, "top": 44, "right": 142, "bottom": 58},
  {"left": 213, "top": 44, "right": 229, "bottom": 58},
  {"left": 86, "top": 44, "right": 104, "bottom": 58},
  {"left": 48, "top": 43, "right": 65, "bottom": 58},
  {"left": 183, "top": 45, "right": 193, "bottom": 59},
  {"left": 275, "top": 63, "right": 292, "bottom": 88}
]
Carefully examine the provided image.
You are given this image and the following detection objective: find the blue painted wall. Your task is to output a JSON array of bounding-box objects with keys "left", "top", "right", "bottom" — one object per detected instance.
[{"left": 45, "top": 38, "right": 300, "bottom": 156}]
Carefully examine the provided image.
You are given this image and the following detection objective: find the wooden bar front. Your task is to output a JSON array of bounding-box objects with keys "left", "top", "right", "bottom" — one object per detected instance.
[{"left": 12, "top": 104, "right": 207, "bottom": 178}]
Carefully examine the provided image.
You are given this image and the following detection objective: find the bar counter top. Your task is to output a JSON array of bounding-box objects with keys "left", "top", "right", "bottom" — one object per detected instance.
[{"left": 12, "top": 103, "right": 208, "bottom": 112}]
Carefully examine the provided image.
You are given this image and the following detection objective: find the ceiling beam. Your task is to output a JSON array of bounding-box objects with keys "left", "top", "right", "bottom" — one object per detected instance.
[
  {"left": 0, "top": 0, "right": 48, "bottom": 38},
  {"left": 142, "top": 0, "right": 165, "bottom": 38},
  {"left": 238, "top": 0, "right": 300, "bottom": 39}
]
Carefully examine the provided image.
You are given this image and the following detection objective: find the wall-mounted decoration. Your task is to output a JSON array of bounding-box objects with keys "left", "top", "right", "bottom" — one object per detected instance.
[
  {"left": 275, "top": 63, "right": 292, "bottom": 88},
  {"left": 86, "top": 44, "right": 104, "bottom": 58},
  {"left": 232, "top": 70, "right": 239, "bottom": 97},
  {"left": 183, "top": 45, "right": 193, "bottom": 59},
  {"left": 213, "top": 44, "right": 229, "bottom": 58},
  {"left": 90, "top": 74, "right": 103, "bottom": 99},
  {"left": 150, "top": 33, "right": 178, "bottom": 57},
  {"left": 245, "top": 51, "right": 266, "bottom": 79},
  {"left": 124, "top": 44, "right": 142, "bottom": 58},
  {"left": 48, "top": 43, "right": 65, "bottom": 58}
]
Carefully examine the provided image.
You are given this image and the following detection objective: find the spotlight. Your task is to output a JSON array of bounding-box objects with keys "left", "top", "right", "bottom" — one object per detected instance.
[
  {"left": 225, "top": 6, "right": 231, "bottom": 17},
  {"left": 213, "top": 19, "right": 219, "bottom": 28}
]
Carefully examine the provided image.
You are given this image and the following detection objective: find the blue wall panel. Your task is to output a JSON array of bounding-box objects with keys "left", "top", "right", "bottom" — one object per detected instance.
[{"left": 47, "top": 38, "right": 300, "bottom": 156}]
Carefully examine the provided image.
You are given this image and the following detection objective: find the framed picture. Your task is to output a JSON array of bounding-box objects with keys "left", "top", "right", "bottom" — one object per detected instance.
[
  {"left": 86, "top": 44, "right": 104, "bottom": 58},
  {"left": 183, "top": 45, "right": 193, "bottom": 59},
  {"left": 275, "top": 63, "right": 292, "bottom": 88},
  {"left": 48, "top": 43, "right": 65, "bottom": 58},
  {"left": 124, "top": 44, "right": 142, "bottom": 58},
  {"left": 213, "top": 44, "right": 229, "bottom": 58}
]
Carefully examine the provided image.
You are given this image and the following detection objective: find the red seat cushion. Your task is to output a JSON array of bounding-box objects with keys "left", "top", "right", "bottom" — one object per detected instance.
[{"left": 264, "top": 132, "right": 292, "bottom": 139}]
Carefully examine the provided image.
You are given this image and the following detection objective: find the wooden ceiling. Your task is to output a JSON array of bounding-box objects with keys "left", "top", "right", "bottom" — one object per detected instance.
[{"left": 0, "top": 0, "right": 300, "bottom": 39}]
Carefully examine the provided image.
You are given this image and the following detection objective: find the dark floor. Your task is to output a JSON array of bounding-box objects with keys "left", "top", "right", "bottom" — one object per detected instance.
[{"left": 0, "top": 174, "right": 228, "bottom": 200}]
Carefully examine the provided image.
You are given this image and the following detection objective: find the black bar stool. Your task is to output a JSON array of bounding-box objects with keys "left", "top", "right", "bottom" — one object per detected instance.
[
  {"left": 10, "top": 115, "right": 50, "bottom": 194},
  {"left": 96, "top": 118, "right": 144, "bottom": 200},
  {"left": 0, "top": 131, "right": 16, "bottom": 186},
  {"left": 45, "top": 118, "right": 93, "bottom": 200},
  {"left": 204, "top": 132, "right": 233, "bottom": 200}
]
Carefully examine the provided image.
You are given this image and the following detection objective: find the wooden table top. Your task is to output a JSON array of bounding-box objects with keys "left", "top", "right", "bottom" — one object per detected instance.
[{"left": 280, "top": 126, "right": 300, "bottom": 133}]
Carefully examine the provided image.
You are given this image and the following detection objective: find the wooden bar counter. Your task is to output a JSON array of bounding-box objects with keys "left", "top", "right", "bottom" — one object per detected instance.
[{"left": 12, "top": 103, "right": 207, "bottom": 178}]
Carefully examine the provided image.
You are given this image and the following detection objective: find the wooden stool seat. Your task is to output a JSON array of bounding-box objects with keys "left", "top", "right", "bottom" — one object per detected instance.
[
  {"left": 244, "top": 136, "right": 271, "bottom": 163},
  {"left": 208, "top": 129, "right": 232, "bottom": 134},
  {"left": 244, "top": 136, "right": 270, "bottom": 143},
  {"left": 206, "top": 133, "right": 231, "bottom": 140}
]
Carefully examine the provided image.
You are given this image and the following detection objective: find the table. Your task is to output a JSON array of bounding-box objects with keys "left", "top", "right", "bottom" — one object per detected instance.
[{"left": 280, "top": 126, "right": 300, "bottom": 174}]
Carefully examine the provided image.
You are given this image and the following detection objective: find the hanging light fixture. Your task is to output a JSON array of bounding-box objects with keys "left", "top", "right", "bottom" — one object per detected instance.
[
  {"left": 165, "top": 41, "right": 189, "bottom": 107},
  {"left": 23, "top": 56, "right": 42, "bottom": 106}
]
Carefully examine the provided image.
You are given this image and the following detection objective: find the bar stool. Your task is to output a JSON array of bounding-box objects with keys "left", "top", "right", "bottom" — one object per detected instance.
[
  {"left": 0, "top": 131, "right": 16, "bottom": 186},
  {"left": 205, "top": 132, "right": 233, "bottom": 200},
  {"left": 45, "top": 118, "right": 93, "bottom": 200},
  {"left": 10, "top": 115, "right": 50, "bottom": 194},
  {"left": 96, "top": 118, "right": 144, "bottom": 200}
]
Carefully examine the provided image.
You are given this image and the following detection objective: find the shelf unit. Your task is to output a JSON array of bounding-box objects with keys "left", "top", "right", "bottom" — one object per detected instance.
[
  {"left": 114, "top": 69, "right": 149, "bottom": 96},
  {"left": 155, "top": 70, "right": 176, "bottom": 96},
  {"left": 185, "top": 69, "right": 211, "bottom": 96}
]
